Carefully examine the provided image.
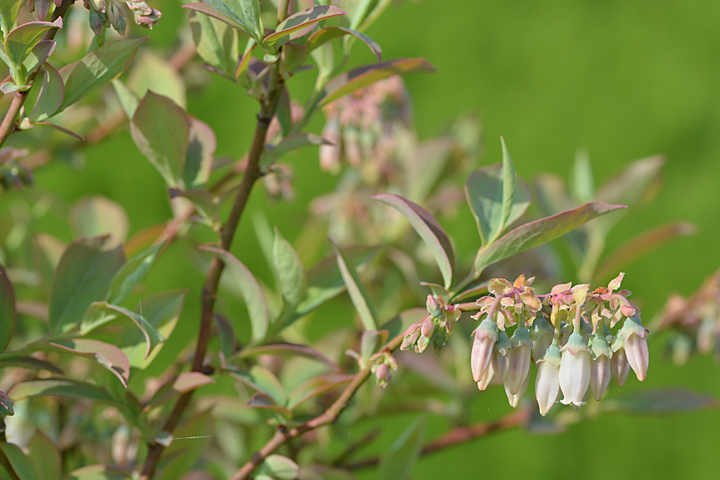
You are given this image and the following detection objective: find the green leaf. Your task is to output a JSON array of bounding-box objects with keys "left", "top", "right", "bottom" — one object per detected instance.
[
  {"left": 22, "top": 39, "right": 55, "bottom": 80},
  {"left": 258, "top": 455, "right": 300, "bottom": 480},
  {"left": 464, "top": 159, "right": 531, "bottom": 248},
  {"left": 286, "top": 374, "right": 353, "bottom": 410},
  {"left": 200, "top": 245, "right": 269, "bottom": 343},
  {"left": 69, "top": 196, "right": 130, "bottom": 241},
  {"left": 106, "top": 243, "right": 163, "bottom": 305},
  {"left": 115, "top": 290, "right": 186, "bottom": 369},
  {"left": 36, "top": 338, "right": 131, "bottom": 387},
  {"left": 373, "top": 193, "right": 454, "bottom": 289},
  {"left": 0, "top": 263, "right": 16, "bottom": 353},
  {"left": 26, "top": 430, "right": 62, "bottom": 480},
  {"left": 111, "top": 79, "right": 139, "bottom": 119},
  {"left": 296, "top": 246, "right": 378, "bottom": 318},
  {"left": 232, "top": 365, "right": 287, "bottom": 405},
  {"left": 306, "top": 27, "right": 382, "bottom": 61},
  {"left": 0, "top": 443, "right": 44, "bottom": 480},
  {"left": 156, "top": 410, "right": 214, "bottom": 480},
  {"left": 189, "top": 10, "right": 239, "bottom": 76},
  {"left": 379, "top": 417, "right": 426, "bottom": 480},
  {"left": 4, "top": 19, "right": 61, "bottom": 67},
  {"left": 61, "top": 465, "right": 131, "bottom": 480},
  {"left": 263, "top": 5, "right": 346, "bottom": 48},
  {"left": 130, "top": 91, "right": 190, "bottom": 188},
  {"left": 10, "top": 379, "right": 121, "bottom": 407},
  {"left": 237, "top": 344, "right": 340, "bottom": 372},
  {"left": 186, "top": 0, "right": 262, "bottom": 40},
  {"left": 127, "top": 50, "right": 186, "bottom": 108},
  {"left": 274, "top": 229, "right": 306, "bottom": 313},
  {"left": 349, "top": 0, "right": 392, "bottom": 32},
  {"left": 320, "top": 58, "right": 434, "bottom": 107},
  {"left": 474, "top": 202, "right": 626, "bottom": 273},
  {"left": 0, "top": 0, "right": 22, "bottom": 39},
  {"left": 184, "top": 2, "right": 252, "bottom": 37},
  {"left": 59, "top": 37, "right": 146, "bottom": 111},
  {"left": 168, "top": 189, "right": 218, "bottom": 226},
  {"left": 49, "top": 235, "right": 125, "bottom": 334},
  {"left": 331, "top": 240, "right": 377, "bottom": 331},
  {"left": 146, "top": 372, "right": 215, "bottom": 408},
  {"left": 0, "top": 354, "right": 63, "bottom": 373},
  {"left": 30, "top": 63, "right": 64, "bottom": 122},
  {"left": 601, "top": 388, "right": 720, "bottom": 415},
  {"left": 571, "top": 149, "right": 594, "bottom": 204},
  {"left": 184, "top": 119, "right": 216, "bottom": 190}
]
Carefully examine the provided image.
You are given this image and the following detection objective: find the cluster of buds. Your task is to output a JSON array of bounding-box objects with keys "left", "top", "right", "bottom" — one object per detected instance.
[
  {"left": 27, "top": 0, "right": 62, "bottom": 21},
  {"left": 470, "top": 274, "right": 648, "bottom": 415},
  {"left": 319, "top": 76, "right": 410, "bottom": 180},
  {"left": 0, "top": 149, "right": 33, "bottom": 192},
  {"left": 83, "top": 0, "right": 161, "bottom": 35},
  {"left": 401, "top": 295, "right": 461, "bottom": 354},
  {"left": 655, "top": 269, "right": 720, "bottom": 364},
  {"left": 370, "top": 350, "right": 399, "bottom": 389}
]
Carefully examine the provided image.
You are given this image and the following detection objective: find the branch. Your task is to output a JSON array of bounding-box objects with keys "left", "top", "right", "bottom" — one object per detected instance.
[
  {"left": 138, "top": 64, "right": 286, "bottom": 480},
  {"left": 343, "top": 406, "right": 531, "bottom": 470},
  {"left": 0, "top": 0, "right": 73, "bottom": 148},
  {"left": 227, "top": 327, "right": 412, "bottom": 480}
]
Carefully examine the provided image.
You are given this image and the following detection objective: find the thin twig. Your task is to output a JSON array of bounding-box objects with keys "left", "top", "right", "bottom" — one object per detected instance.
[
  {"left": 343, "top": 406, "right": 531, "bottom": 470},
  {"left": 139, "top": 64, "right": 286, "bottom": 480}
]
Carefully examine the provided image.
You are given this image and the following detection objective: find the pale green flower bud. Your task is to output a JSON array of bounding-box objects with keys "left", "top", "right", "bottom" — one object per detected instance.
[
  {"left": 506, "top": 326, "right": 532, "bottom": 395},
  {"left": 492, "top": 330, "right": 511, "bottom": 382},
  {"left": 471, "top": 317, "right": 498, "bottom": 382},
  {"left": 559, "top": 332, "right": 591, "bottom": 407},
  {"left": 535, "top": 344, "right": 561, "bottom": 416}
]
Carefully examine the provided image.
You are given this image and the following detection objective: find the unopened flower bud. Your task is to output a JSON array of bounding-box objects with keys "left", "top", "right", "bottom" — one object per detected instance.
[
  {"left": 477, "top": 361, "right": 494, "bottom": 391},
  {"left": 415, "top": 335, "right": 430, "bottom": 354},
  {"left": 620, "top": 315, "right": 649, "bottom": 381},
  {"left": 470, "top": 317, "right": 498, "bottom": 382},
  {"left": 530, "top": 316, "right": 554, "bottom": 363},
  {"left": 505, "top": 367, "right": 530, "bottom": 408},
  {"left": 374, "top": 363, "right": 391, "bottom": 388},
  {"left": 506, "top": 326, "right": 532, "bottom": 395},
  {"left": 559, "top": 332, "right": 591, "bottom": 408},
  {"left": 426, "top": 295, "right": 442, "bottom": 318},
  {"left": 611, "top": 337, "right": 631, "bottom": 386},
  {"left": 421, "top": 318, "right": 436, "bottom": 338},
  {"left": 589, "top": 334, "right": 613, "bottom": 401},
  {"left": 535, "top": 344, "right": 561, "bottom": 416},
  {"left": 492, "top": 330, "right": 511, "bottom": 383},
  {"left": 400, "top": 323, "right": 421, "bottom": 351}
]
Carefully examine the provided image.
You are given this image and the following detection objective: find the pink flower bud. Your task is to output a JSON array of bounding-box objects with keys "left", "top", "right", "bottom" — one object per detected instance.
[
  {"left": 620, "top": 315, "right": 649, "bottom": 381},
  {"left": 421, "top": 318, "right": 436, "bottom": 338},
  {"left": 535, "top": 344, "right": 561, "bottom": 416},
  {"left": 559, "top": 332, "right": 591, "bottom": 407},
  {"left": 470, "top": 318, "right": 497, "bottom": 382}
]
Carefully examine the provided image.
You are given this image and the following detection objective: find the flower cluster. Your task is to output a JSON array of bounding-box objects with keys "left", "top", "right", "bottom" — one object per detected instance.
[
  {"left": 83, "top": 0, "right": 161, "bottom": 35},
  {"left": 401, "top": 295, "right": 461, "bottom": 354},
  {"left": 471, "top": 274, "right": 648, "bottom": 415},
  {"left": 655, "top": 269, "right": 720, "bottom": 364}
]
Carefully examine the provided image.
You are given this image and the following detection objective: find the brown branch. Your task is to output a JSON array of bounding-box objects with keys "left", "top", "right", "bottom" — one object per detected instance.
[
  {"left": 139, "top": 67, "right": 286, "bottom": 480},
  {"left": 0, "top": 0, "right": 73, "bottom": 148},
  {"left": 227, "top": 325, "right": 414, "bottom": 480},
  {"left": 343, "top": 406, "right": 531, "bottom": 470}
]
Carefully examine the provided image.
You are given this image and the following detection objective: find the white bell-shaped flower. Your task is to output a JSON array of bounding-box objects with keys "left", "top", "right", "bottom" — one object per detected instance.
[
  {"left": 477, "top": 361, "right": 495, "bottom": 391},
  {"left": 611, "top": 338, "right": 631, "bottom": 386},
  {"left": 559, "top": 331, "right": 591, "bottom": 407},
  {"left": 505, "top": 365, "right": 530, "bottom": 408},
  {"left": 506, "top": 326, "right": 532, "bottom": 395},
  {"left": 620, "top": 315, "right": 649, "bottom": 381},
  {"left": 535, "top": 344, "right": 561, "bottom": 416},
  {"left": 471, "top": 317, "right": 498, "bottom": 382},
  {"left": 492, "top": 330, "right": 511, "bottom": 382},
  {"left": 589, "top": 333, "right": 613, "bottom": 401},
  {"left": 530, "top": 316, "right": 554, "bottom": 363}
]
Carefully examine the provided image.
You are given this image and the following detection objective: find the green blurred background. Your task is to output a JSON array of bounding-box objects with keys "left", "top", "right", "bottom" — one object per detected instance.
[{"left": 32, "top": 0, "right": 720, "bottom": 478}]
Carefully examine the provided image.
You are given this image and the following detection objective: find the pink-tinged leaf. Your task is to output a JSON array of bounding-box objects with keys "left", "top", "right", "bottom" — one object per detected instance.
[
  {"left": 184, "top": 119, "right": 216, "bottom": 190},
  {"left": 236, "top": 41, "right": 256, "bottom": 80},
  {"left": 183, "top": 3, "right": 253, "bottom": 37},
  {"left": 146, "top": 372, "right": 215, "bottom": 409},
  {"left": 0, "top": 443, "right": 43, "bottom": 480},
  {"left": 10, "top": 379, "right": 122, "bottom": 407},
  {"left": 237, "top": 344, "right": 340, "bottom": 372},
  {"left": 287, "top": 374, "right": 353, "bottom": 410},
  {"left": 306, "top": 26, "right": 382, "bottom": 61},
  {"left": 263, "top": 5, "right": 346, "bottom": 47},
  {"left": 373, "top": 193, "right": 454, "bottom": 289},
  {"left": 320, "top": 58, "right": 434, "bottom": 106},
  {"left": 131, "top": 91, "right": 190, "bottom": 188},
  {"left": 331, "top": 239, "right": 377, "bottom": 331},
  {"left": 0, "top": 354, "right": 63, "bottom": 373},
  {"left": 231, "top": 365, "right": 287, "bottom": 405},
  {"left": 49, "top": 235, "right": 125, "bottom": 334},
  {"left": 601, "top": 388, "right": 720, "bottom": 415},
  {"left": 30, "top": 62, "right": 64, "bottom": 122},
  {"left": 4, "top": 18, "right": 62, "bottom": 66},
  {"left": 22, "top": 39, "right": 55, "bottom": 78},
  {"left": 474, "top": 202, "right": 626, "bottom": 273},
  {"left": 0, "top": 263, "right": 16, "bottom": 353},
  {"left": 61, "top": 465, "right": 131, "bottom": 480},
  {"left": 39, "top": 338, "right": 130, "bottom": 387},
  {"left": 595, "top": 221, "right": 697, "bottom": 282},
  {"left": 60, "top": 37, "right": 146, "bottom": 111},
  {"left": 200, "top": 245, "right": 269, "bottom": 343},
  {"left": 0, "top": 1, "right": 22, "bottom": 39},
  {"left": 34, "top": 121, "right": 85, "bottom": 141}
]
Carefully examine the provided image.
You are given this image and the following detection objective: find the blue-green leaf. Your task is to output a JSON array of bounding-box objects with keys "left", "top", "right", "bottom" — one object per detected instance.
[
  {"left": 331, "top": 240, "right": 377, "bottom": 331},
  {"left": 274, "top": 229, "right": 306, "bottom": 313},
  {"left": 30, "top": 62, "right": 64, "bottom": 122},
  {"left": 106, "top": 243, "right": 163, "bottom": 305},
  {"left": 379, "top": 417, "right": 426, "bottom": 480},
  {"left": 0, "top": 443, "right": 43, "bottom": 480},
  {"left": 4, "top": 19, "right": 61, "bottom": 67}
]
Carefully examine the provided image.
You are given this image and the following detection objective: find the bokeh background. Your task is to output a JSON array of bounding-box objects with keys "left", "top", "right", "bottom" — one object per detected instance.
[{"left": 24, "top": 0, "right": 720, "bottom": 478}]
